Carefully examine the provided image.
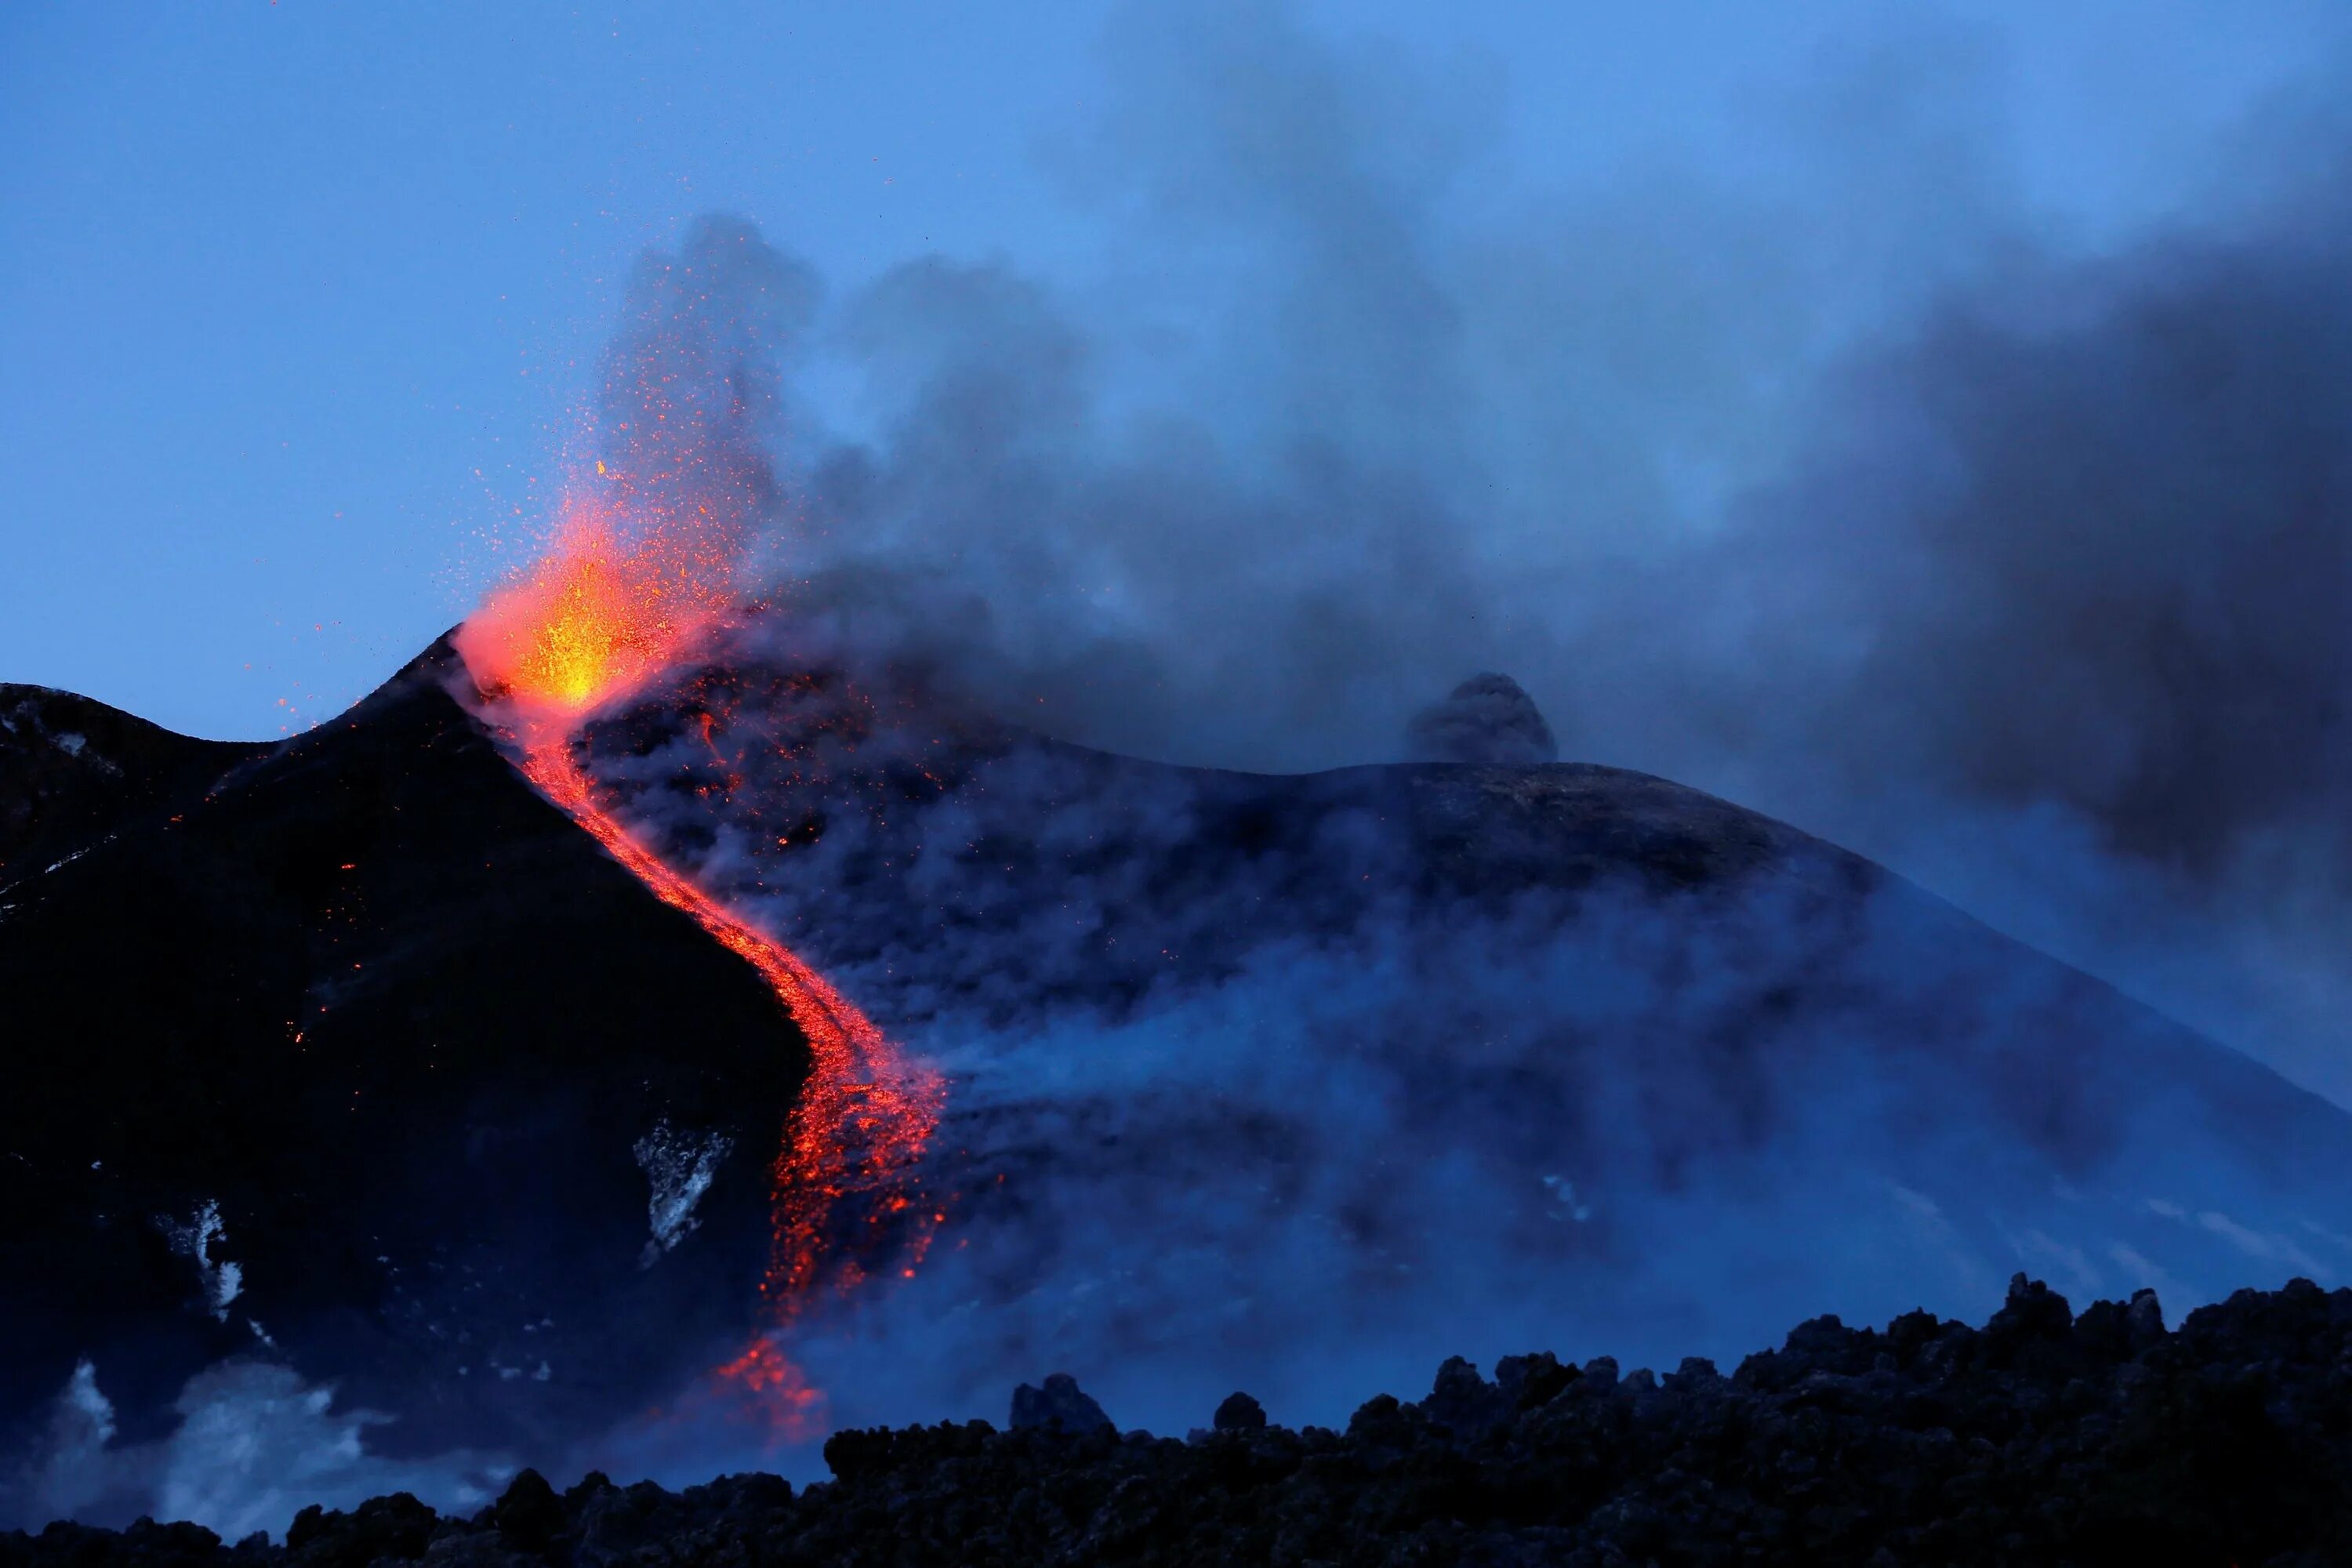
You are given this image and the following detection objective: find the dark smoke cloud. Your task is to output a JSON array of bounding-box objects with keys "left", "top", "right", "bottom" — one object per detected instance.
[
  {"left": 1693, "top": 144, "right": 2352, "bottom": 1099},
  {"left": 729, "top": 3, "right": 2352, "bottom": 1100},
  {"left": 756, "top": 5, "right": 2051, "bottom": 777},
  {"left": 1736, "top": 208, "right": 2352, "bottom": 880}
]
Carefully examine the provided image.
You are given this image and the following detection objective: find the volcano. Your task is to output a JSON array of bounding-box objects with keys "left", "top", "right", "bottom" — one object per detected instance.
[{"left": 6, "top": 628, "right": 2352, "bottom": 1527}]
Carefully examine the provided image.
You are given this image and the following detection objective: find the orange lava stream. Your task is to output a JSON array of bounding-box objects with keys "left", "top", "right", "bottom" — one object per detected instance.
[
  {"left": 458, "top": 483, "right": 945, "bottom": 1439},
  {"left": 513, "top": 733, "right": 946, "bottom": 1432},
  {"left": 522, "top": 738, "right": 946, "bottom": 1316}
]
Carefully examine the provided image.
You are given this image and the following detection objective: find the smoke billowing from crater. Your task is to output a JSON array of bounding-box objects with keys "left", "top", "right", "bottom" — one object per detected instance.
[{"left": 668, "top": 3, "right": 2352, "bottom": 1102}]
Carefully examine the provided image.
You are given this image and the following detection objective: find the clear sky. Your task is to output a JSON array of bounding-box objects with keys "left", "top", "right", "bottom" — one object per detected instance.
[{"left": 2, "top": 0, "right": 2343, "bottom": 738}]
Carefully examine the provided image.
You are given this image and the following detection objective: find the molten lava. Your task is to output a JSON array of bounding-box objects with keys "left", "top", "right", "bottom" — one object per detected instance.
[
  {"left": 459, "top": 494, "right": 727, "bottom": 717},
  {"left": 457, "top": 488, "right": 945, "bottom": 1438}
]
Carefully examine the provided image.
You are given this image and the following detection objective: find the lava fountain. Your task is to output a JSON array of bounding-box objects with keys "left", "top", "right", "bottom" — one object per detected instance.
[{"left": 454, "top": 481, "right": 946, "bottom": 1437}]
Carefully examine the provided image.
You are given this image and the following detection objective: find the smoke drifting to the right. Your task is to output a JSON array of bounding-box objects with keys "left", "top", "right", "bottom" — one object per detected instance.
[{"left": 724, "top": 5, "right": 2352, "bottom": 1108}]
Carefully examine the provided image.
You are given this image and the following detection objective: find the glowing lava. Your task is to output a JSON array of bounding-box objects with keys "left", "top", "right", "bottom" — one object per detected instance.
[
  {"left": 457, "top": 490, "right": 945, "bottom": 1439},
  {"left": 459, "top": 493, "right": 727, "bottom": 719}
]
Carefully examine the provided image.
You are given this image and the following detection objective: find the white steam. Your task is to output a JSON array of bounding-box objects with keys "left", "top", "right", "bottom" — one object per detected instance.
[{"left": 7, "top": 1359, "right": 510, "bottom": 1542}]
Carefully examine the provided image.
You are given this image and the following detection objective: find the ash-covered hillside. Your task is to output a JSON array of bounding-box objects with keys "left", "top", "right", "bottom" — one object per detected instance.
[
  {"left": 6, "top": 628, "right": 2352, "bottom": 1534},
  {"left": 16, "top": 1274, "right": 2352, "bottom": 1566}
]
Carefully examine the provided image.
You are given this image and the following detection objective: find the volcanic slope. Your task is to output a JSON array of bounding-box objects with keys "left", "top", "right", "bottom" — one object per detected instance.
[
  {"left": 0, "top": 686, "right": 263, "bottom": 883},
  {"left": 0, "top": 641, "right": 807, "bottom": 1483},
  {"left": 9, "top": 629, "right": 2352, "bottom": 1503},
  {"left": 565, "top": 634, "right": 2352, "bottom": 1425}
]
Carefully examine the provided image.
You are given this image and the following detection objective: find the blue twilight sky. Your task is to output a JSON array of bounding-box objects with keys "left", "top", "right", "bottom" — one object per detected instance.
[{"left": 1, "top": 0, "right": 2344, "bottom": 739}]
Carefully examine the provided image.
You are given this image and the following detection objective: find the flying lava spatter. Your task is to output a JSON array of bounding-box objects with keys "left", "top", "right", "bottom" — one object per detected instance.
[{"left": 455, "top": 477, "right": 946, "bottom": 1437}]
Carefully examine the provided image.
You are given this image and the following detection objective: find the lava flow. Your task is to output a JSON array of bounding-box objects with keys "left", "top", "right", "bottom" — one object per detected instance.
[{"left": 456, "top": 485, "right": 946, "bottom": 1436}]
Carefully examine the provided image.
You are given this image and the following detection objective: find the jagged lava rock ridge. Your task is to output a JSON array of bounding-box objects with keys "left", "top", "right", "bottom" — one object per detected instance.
[{"left": 13, "top": 1276, "right": 2352, "bottom": 1564}]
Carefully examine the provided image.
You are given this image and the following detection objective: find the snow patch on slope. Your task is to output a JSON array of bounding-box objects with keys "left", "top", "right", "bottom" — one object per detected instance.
[
  {"left": 155, "top": 1200, "right": 242, "bottom": 1320},
  {"left": 633, "top": 1121, "right": 732, "bottom": 1267}
]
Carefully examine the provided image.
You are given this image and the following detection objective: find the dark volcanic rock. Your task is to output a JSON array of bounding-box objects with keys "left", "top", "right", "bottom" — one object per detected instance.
[
  {"left": 18, "top": 1279, "right": 2352, "bottom": 1565},
  {"left": 0, "top": 641, "right": 805, "bottom": 1468},
  {"left": 1011, "top": 1374, "right": 1113, "bottom": 1434},
  {"left": 1405, "top": 670, "right": 1560, "bottom": 765},
  {"left": 0, "top": 685, "right": 261, "bottom": 884},
  {"left": 1212, "top": 1392, "right": 1266, "bottom": 1432}
]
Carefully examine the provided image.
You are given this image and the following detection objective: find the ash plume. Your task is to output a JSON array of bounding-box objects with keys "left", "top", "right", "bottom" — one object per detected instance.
[
  {"left": 1743, "top": 220, "right": 2352, "bottom": 880},
  {"left": 1702, "top": 180, "right": 2352, "bottom": 1098},
  {"left": 723, "top": 3, "right": 2352, "bottom": 1102},
  {"left": 594, "top": 216, "right": 811, "bottom": 550}
]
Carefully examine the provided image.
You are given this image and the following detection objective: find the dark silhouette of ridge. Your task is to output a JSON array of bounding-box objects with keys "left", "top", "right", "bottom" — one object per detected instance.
[{"left": 15, "top": 1275, "right": 2352, "bottom": 1564}]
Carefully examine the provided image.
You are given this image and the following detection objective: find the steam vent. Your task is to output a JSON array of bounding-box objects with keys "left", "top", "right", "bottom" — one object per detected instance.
[{"left": 1405, "top": 671, "right": 1559, "bottom": 764}]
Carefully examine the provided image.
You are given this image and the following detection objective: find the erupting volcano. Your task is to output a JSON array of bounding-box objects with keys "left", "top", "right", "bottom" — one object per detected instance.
[
  {"left": 454, "top": 478, "right": 946, "bottom": 1435},
  {"left": 18, "top": 470, "right": 2352, "bottom": 1529},
  {"left": 21, "top": 213, "right": 2352, "bottom": 1549}
]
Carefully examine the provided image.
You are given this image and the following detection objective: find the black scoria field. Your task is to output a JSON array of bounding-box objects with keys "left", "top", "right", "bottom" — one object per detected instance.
[{"left": 13, "top": 1273, "right": 2352, "bottom": 1567}]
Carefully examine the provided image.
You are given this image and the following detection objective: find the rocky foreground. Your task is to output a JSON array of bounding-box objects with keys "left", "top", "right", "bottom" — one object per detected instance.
[{"left": 15, "top": 1274, "right": 2352, "bottom": 1566}]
